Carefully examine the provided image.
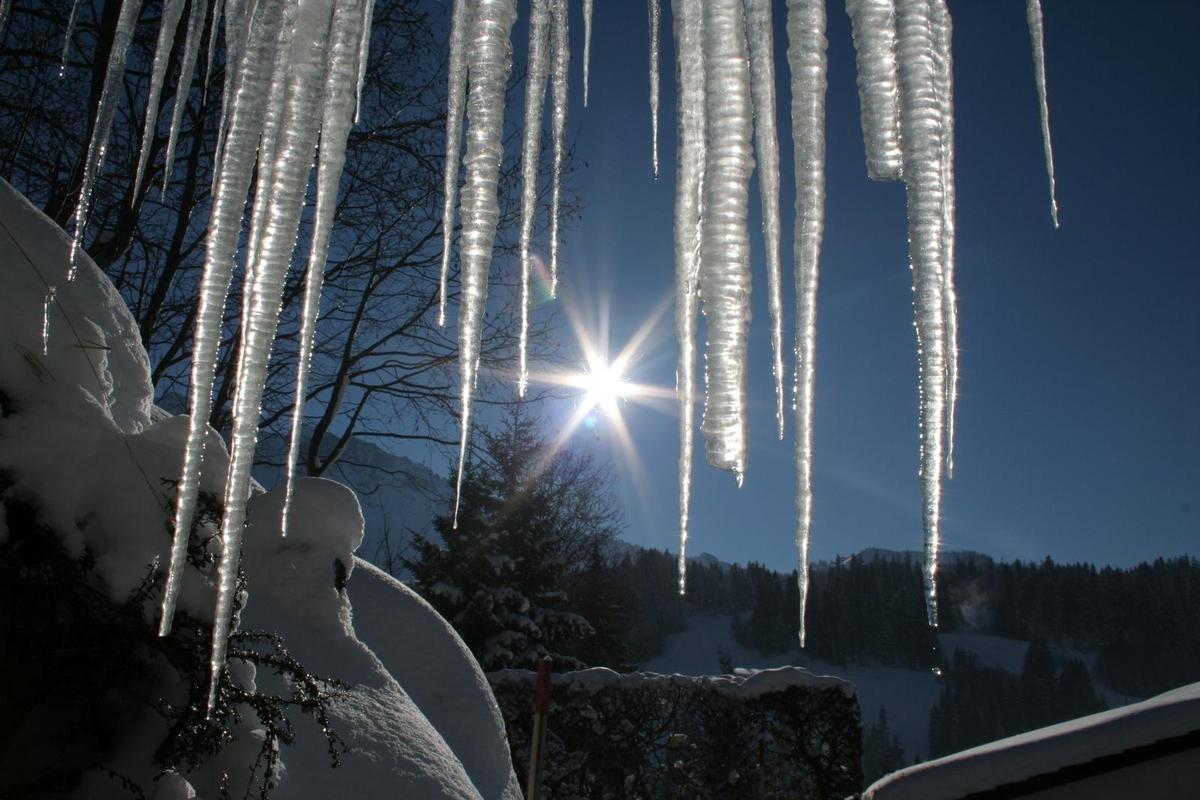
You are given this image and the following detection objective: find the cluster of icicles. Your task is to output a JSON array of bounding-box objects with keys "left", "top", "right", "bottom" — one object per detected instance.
[
  {"left": 433, "top": 0, "right": 1058, "bottom": 646},
  {"left": 50, "top": 0, "right": 1058, "bottom": 708}
]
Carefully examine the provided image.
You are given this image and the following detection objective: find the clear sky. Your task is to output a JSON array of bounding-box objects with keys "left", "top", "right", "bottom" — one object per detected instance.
[{"left": 475, "top": 1, "right": 1200, "bottom": 572}]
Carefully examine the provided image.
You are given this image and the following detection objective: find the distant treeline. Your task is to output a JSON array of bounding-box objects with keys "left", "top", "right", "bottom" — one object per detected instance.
[{"left": 606, "top": 548, "right": 1200, "bottom": 698}]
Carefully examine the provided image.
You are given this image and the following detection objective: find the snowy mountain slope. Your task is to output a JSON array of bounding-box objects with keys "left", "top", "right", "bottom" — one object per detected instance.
[
  {"left": 0, "top": 178, "right": 519, "bottom": 799},
  {"left": 644, "top": 613, "right": 941, "bottom": 762}
]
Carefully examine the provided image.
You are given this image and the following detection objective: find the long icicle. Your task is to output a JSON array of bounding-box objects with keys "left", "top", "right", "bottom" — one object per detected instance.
[
  {"left": 1026, "top": 0, "right": 1059, "bottom": 227},
  {"left": 583, "top": 0, "right": 592, "bottom": 106},
  {"left": 437, "top": 0, "right": 470, "bottom": 327},
  {"left": 452, "top": 0, "right": 518, "bottom": 526},
  {"left": 931, "top": 0, "right": 958, "bottom": 478},
  {"left": 160, "top": 0, "right": 289, "bottom": 637},
  {"left": 352, "top": 0, "right": 374, "bottom": 123},
  {"left": 896, "top": 0, "right": 949, "bottom": 627},
  {"left": 203, "top": 0, "right": 228, "bottom": 98},
  {"left": 844, "top": 0, "right": 904, "bottom": 181},
  {"left": 787, "top": 0, "right": 827, "bottom": 648},
  {"left": 547, "top": 0, "right": 569, "bottom": 296},
  {"left": 518, "top": 0, "right": 552, "bottom": 397},
  {"left": 648, "top": 0, "right": 660, "bottom": 176},
  {"left": 158, "top": 0, "right": 208, "bottom": 195},
  {"left": 59, "top": 0, "right": 82, "bottom": 77},
  {"left": 67, "top": 0, "right": 145, "bottom": 278},
  {"left": 132, "top": 0, "right": 187, "bottom": 201},
  {"left": 745, "top": 0, "right": 786, "bottom": 440},
  {"left": 282, "top": 0, "right": 369, "bottom": 538},
  {"left": 699, "top": 0, "right": 753, "bottom": 483},
  {"left": 208, "top": 0, "right": 337, "bottom": 714},
  {"left": 670, "top": 0, "right": 706, "bottom": 593}
]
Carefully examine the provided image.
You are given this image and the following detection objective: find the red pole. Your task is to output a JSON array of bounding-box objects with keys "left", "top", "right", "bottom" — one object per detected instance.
[{"left": 526, "top": 656, "right": 554, "bottom": 799}]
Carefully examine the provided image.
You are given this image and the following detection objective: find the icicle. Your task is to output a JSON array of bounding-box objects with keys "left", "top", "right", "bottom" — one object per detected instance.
[
  {"left": 0, "top": 0, "right": 9, "bottom": 37},
  {"left": 1026, "top": 0, "right": 1059, "bottom": 227},
  {"left": 453, "top": 0, "right": 517, "bottom": 526},
  {"left": 648, "top": 0, "right": 661, "bottom": 176},
  {"left": 745, "top": 0, "right": 786, "bottom": 440},
  {"left": 283, "top": 0, "right": 369, "bottom": 538},
  {"left": 203, "top": 0, "right": 227, "bottom": 97},
  {"left": 931, "top": 0, "right": 958, "bottom": 478},
  {"left": 59, "top": 0, "right": 82, "bottom": 78},
  {"left": 132, "top": 0, "right": 187, "bottom": 201},
  {"left": 352, "top": 0, "right": 374, "bottom": 123},
  {"left": 68, "top": 0, "right": 145, "bottom": 278},
  {"left": 844, "top": 0, "right": 904, "bottom": 181},
  {"left": 437, "top": 0, "right": 470, "bottom": 327},
  {"left": 670, "top": 0, "right": 705, "bottom": 593},
  {"left": 548, "top": 0, "right": 569, "bottom": 296},
  {"left": 787, "top": 0, "right": 827, "bottom": 649},
  {"left": 698, "top": 0, "right": 753, "bottom": 482},
  {"left": 583, "top": 0, "right": 593, "bottom": 106},
  {"left": 517, "top": 0, "right": 552, "bottom": 397},
  {"left": 160, "top": 0, "right": 290, "bottom": 638},
  {"left": 207, "top": 0, "right": 337, "bottom": 714},
  {"left": 896, "top": 0, "right": 948, "bottom": 627},
  {"left": 212, "top": 0, "right": 255, "bottom": 195},
  {"left": 160, "top": 0, "right": 210, "bottom": 194}
]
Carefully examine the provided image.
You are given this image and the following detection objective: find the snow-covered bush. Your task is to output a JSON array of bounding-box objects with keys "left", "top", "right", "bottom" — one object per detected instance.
[
  {"left": 489, "top": 667, "right": 862, "bottom": 799},
  {"left": 0, "top": 178, "right": 523, "bottom": 798}
]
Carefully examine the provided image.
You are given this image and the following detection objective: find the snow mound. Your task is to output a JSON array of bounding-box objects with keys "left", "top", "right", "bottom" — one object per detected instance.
[
  {"left": 864, "top": 681, "right": 1200, "bottom": 799},
  {"left": 0, "top": 179, "right": 519, "bottom": 799},
  {"left": 0, "top": 177, "right": 152, "bottom": 434}
]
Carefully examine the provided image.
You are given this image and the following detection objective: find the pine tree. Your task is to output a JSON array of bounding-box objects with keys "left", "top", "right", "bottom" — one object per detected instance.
[{"left": 405, "top": 407, "right": 621, "bottom": 670}]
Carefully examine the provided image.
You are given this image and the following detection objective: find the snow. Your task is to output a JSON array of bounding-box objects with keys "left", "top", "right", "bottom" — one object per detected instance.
[
  {"left": 1, "top": 178, "right": 521, "bottom": 799},
  {"left": 644, "top": 613, "right": 938, "bottom": 760},
  {"left": 489, "top": 663, "right": 853, "bottom": 699},
  {"left": 864, "top": 682, "right": 1200, "bottom": 799}
]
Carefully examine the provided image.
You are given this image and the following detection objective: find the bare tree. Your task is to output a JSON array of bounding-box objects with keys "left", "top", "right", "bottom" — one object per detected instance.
[{"left": 0, "top": 0, "right": 576, "bottom": 477}]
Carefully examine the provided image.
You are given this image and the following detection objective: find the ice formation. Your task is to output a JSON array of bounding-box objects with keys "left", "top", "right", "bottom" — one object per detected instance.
[
  {"left": 1026, "top": 0, "right": 1059, "bottom": 227},
  {"left": 46, "top": 0, "right": 1066, "bottom": 694},
  {"left": 132, "top": 0, "right": 188, "bottom": 200},
  {"left": 648, "top": 0, "right": 661, "bottom": 176},
  {"left": 59, "top": 0, "right": 81, "bottom": 77},
  {"left": 452, "top": 0, "right": 518, "bottom": 526},
  {"left": 548, "top": 0, "right": 570, "bottom": 295},
  {"left": 845, "top": 0, "right": 904, "bottom": 181},
  {"left": 517, "top": 0, "right": 552, "bottom": 397},
  {"left": 786, "top": 0, "right": 827, "bottom": 647},
  {"left": 437, "top": 0, "right": 469, "bottom": 328},
  {"left": 896, "top": 0, "right": 950, "bottom": 626},
  {"left": 669, "top": 0, "right": 705, "bottom": 591},
  {"left": 583, "top": 0, "right": 593, "bottom": 106},
  {"left": 159, "top": 0, "right": 208, "bottom": 193},
  {"left": 698, "top": 0, "right": 753, "bottom": 483},
  {"left": 745, "top": 0, "right": 786, "bottom": 440}
]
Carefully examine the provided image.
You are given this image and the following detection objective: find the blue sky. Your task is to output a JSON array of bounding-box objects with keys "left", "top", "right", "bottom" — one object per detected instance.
[{"left": 460, "top": 1, "right": 1199, "bottom": 572}]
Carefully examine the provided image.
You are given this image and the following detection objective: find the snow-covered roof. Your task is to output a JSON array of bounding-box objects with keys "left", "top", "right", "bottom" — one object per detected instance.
[{"left": 863, "top": 681, "right": 1200, "bottom": 799}]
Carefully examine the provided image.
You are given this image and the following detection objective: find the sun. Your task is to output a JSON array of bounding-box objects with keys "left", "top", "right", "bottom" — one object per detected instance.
[{"left": 579, "top": 359, "right": 630, "bottom": 417}]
